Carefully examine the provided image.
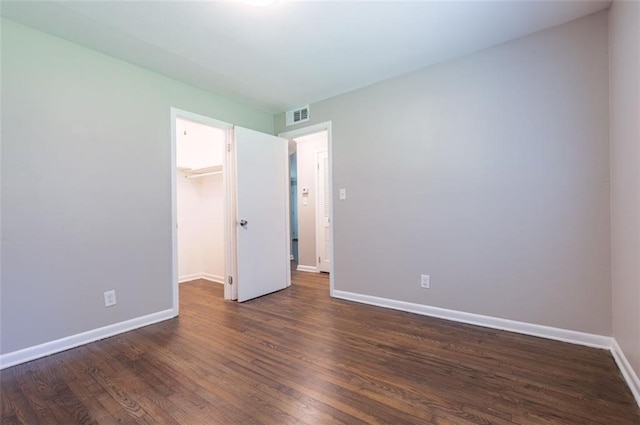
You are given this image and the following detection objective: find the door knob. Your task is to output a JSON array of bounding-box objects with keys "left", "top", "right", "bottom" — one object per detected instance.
[{"left": 239, "top": 220, "right": 248, "bottom": 227}]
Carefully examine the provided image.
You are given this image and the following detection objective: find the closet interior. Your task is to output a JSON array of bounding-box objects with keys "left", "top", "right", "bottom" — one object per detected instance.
[{"left": 176, "top": 118, "right": 225, "bottom": 286}]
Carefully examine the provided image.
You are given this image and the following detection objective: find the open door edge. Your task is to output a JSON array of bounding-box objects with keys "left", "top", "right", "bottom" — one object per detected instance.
[{"left": 224, "top": 127, "right": 238, "bottom": 301}]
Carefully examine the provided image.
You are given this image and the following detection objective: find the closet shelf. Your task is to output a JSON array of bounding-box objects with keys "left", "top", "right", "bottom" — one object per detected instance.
[{"left": 178, "top": 164, "right": 223, "bottom": 179}]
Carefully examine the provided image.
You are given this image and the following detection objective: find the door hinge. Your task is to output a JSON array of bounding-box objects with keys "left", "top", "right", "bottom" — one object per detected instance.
[
  {"left": 227, "top": 144, "right": 231, "bottom": 152},
  {"left": 228, "top": 276, "right": 233, "bottom": 285},
  {"left": 319, "top": 256, "right": 321, "bottom": 263}
]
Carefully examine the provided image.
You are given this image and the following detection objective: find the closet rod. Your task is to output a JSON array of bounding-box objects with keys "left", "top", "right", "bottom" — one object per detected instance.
[{"left": 186, "top": 171, "right": 223, "bottom": 179}]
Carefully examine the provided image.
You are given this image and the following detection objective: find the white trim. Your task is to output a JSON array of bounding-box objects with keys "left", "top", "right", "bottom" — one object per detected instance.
[
  {"left": 171, "top": 109, "right": 179, "bottom": 315},
  {"left": 333, "top": 289, "right": 640, "bottom": 405},
  {"left": 202, "top": 273, "right": 225, "bottom": 284},
  {"left": 178, "top": 273, "right": 202, "bottom": 283},
  {"left": 283, "top": 135, "right": 293, "bottom": 289},
  {"left": 224, "top": 127, "right": 237, "bottom": 300},
  {"left": 0, "top": 309, "right": 175, "bottom": 370},
  {"left": 279, "top": 122, "right": 332, "bottom": 140},
  {"left": 179, "top": 273, "right": 225, "bottom": 284},
  {"left": 611, "top": 339, "right": 640, "bottom": 407},
  {"left": 296, "top": 264, "right": 319, "bottom": 273},
  {"left": 315, "top": 150, "right": 330, "bottom": 273},
  {"left": 185, "top": 171, "right": 223, "bottom": 179},
  {"left": 327, "top": 124, "right": 334, "bottom": 297},
  {"left": 315, "top": 150, "right": 320, "bottom": 272},
  {"left": 172, "top": 108, "right": 234, "bottom": 131},
  {"left": 332, "top": 290, "right": 612, "bottom": 349}
]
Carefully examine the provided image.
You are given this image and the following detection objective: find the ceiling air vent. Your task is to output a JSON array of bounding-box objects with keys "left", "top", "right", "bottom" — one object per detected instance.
[{"left": 286, "top": 105, "right": 310, "bottom": 126}]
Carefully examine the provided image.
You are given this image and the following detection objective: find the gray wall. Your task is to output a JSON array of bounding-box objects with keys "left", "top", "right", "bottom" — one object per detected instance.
[
  {"left": 275, "top": 12, "right": 611, "bottom": 335},
  {"left": 610, "top": 1, "right": 640, "bottom": 377},
  {"left": 0, "top": 19, "right": 273, "bottom": 355}
]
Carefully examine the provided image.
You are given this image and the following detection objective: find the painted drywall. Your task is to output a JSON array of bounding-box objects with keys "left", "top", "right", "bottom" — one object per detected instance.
[
  {"left": 0, "top": 18, "right": 272, "bottom": 355},
  {"left": 177, "top": 172, "right": 204, "bottom": 280},
  {"left": 275, "top": 12, "right": 611, "bottom": 335},
  {"left": 176, "top": 118, "right": 225, "bottom": 283},
  {"left": 200, "top": 174, "right": 224, "bottom": 281},
  {"left": 176, "top": 172, "right": 224, "bottom": 282},
  {"left": 176, "top": 118, "right": 225, "bottom": 171},
  {"left": 294, "top": 132, "right": 328, "bottom": 270},
  {"left": 610, "top": 0, "right": 640, "bottom": 377}
]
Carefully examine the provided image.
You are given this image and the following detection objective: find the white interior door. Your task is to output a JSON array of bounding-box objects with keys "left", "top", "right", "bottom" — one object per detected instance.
[
  {"left": 317, "top": 151, "right": 331, "bottom": 273},
  {"left": 235, "top": 127, "right": 290, "bottom": 302}
]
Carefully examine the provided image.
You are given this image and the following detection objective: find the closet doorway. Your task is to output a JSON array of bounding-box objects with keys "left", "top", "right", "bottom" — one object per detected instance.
[
  {"left": 175, "top": 116, "right": 227, "bottom": 294},
  {"left": 171, "top": 107, "right": 291, "bottom": 312}
]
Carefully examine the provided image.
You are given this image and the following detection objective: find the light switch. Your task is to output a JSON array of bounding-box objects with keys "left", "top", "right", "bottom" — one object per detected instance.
[{"left": 339, "top": 188, "right": 347, "bottom": 200}]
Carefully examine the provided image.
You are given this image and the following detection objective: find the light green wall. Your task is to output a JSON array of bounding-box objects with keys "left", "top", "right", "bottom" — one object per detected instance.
[
  {"left": 0, "top": 18, "right": 273, "bottom": 354},
  {"left": 276, "top": 12, "right": 611, "bottom": 335}
]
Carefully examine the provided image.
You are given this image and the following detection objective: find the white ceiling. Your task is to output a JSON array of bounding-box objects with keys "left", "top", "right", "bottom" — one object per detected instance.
[{"left": 1, "top": 0, "right": 610, "bottom": 113}]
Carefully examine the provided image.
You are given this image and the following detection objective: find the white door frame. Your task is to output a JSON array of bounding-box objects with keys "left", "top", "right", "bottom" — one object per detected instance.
[
  {"left": 315, "top": 150, "right": 330, "bottom": 273},
  {"left": 170, "top": 107, "right": 235, "bottom": 316},
  {"left": 225, "top": 127, "right": 238, "bottom": 301},
  {"left": 278, "top": 122, "right": 335, "bottom": 297}
]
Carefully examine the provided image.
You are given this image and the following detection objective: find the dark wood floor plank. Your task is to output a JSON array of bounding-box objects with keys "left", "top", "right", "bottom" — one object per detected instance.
[
  {"left": 175, "top": 309, "right": 435, "bottom": 423},
  {"left": 92, "top": 341, "right": 211, "bottom": 425},
  {"left": 30, "top": 359, "right": 98, "bottom": 425},
  {"left": 1, "top": 272, "right": 639, "bottom": 424},
  {"left": 134, "top": 331, "right": 314, "bottom": 425},
  {"left": 1, "top": 381, "right": 16, "bottom": 422},
  {"left": 109, "top": 323, "right": 273, "bottom": 425},
  {"left": 12, "top": 366, "right": 61, "bottom": 425},
  {"left": 196, "top": 300, "right": 540, "bottom": 419},
  {"left": 1, "top": 368, "right": 42, "bottom": 425}
]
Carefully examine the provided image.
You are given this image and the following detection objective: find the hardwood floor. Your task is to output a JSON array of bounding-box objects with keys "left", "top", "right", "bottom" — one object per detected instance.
[{"left": 2, "top": 270, "right": 639, "bottom": 424}]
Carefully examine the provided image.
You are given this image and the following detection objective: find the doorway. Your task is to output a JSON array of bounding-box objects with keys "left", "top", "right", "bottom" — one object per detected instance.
[
  {"left": 289, "top": 148, "right": 299, "bottom": 262},
  {"left": 280, "top": 122, "right": 334, "bottom": 294},
  {"left": 175, "top": 117, "right": 226, "bottom": 292},
  {"left": 171, "top": 108, "right": 292, "bottom": 312},
  {"left": 171, "top": 109, "right": 233, "bottom": 312}
]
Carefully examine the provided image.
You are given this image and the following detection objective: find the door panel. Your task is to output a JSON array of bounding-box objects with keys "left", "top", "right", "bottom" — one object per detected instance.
[{"left": 235, "top": 127, "right": 290, "bottom": 302}]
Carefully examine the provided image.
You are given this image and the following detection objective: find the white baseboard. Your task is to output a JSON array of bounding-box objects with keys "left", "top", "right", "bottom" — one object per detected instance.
[
  {"left": 296, "top": 265, "right": 318, "bottom": 273},
  {"left": 202, "top": 273, "right": 224, "bottom": 284},
  {"left": 180, "top": 273, "right": 224, "bottom": 284},
  {"left": 178, "top": 273, "right": 202, "bottom": 283},
  {"left": 332, "top": 290, "right": 612, "bottom": 349},
  {"left": 3, "top": 287, "right": 637, "bottom": 409},
  {"left": 336, "top": 289, "right": 640, "bottom": 407},
  {"left": 0, "top": 309, "right": 175, "bottom": 370},
  {"left": 611, "top": 339, "right": 640, "bottom": 407}
]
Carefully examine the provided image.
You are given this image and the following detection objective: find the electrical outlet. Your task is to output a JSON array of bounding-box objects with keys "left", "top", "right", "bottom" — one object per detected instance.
[
  {"left": 420, "top": 274, "right": 430, "bottom": 289},
  {"left": 104, "top": 290, "right": 117, "bottom": 307}
]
